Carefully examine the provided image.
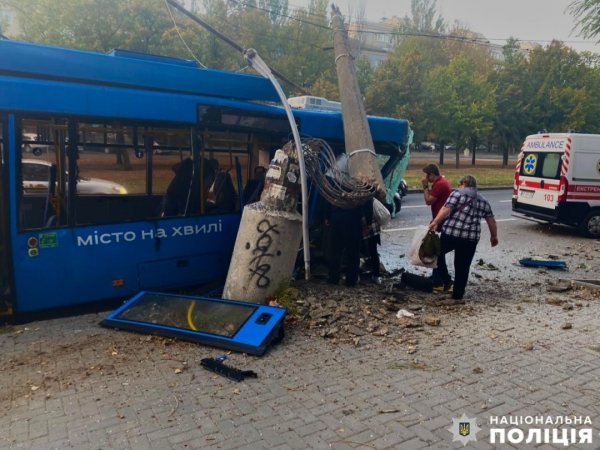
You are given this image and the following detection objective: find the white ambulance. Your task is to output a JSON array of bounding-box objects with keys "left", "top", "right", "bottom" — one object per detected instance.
[{"left": 512, "top": 132, "right": 600, "bottom": 238}]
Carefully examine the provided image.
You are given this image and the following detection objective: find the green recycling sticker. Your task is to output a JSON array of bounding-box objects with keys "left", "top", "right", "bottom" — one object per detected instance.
[{"left": 39, "top": 232, "right": 58, "bottom": 248}]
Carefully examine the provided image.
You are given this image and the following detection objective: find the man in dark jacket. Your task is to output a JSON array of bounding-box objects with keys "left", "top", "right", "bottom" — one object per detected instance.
[{"left": 324, "top": 200, "right": 364, "bottom": 287}]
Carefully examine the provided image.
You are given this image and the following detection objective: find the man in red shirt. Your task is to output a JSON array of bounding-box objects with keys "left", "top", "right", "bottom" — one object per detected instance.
[
  {"left": 422, "top": 164, "right": 452, "bottom": 220},
  {"left": 421, "top": 164, "right": 452, "bottom": 290}
]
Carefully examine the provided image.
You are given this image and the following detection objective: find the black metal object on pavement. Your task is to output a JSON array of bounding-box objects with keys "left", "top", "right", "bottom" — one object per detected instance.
[{"left": 200, "top": 356, "right": 258, "bottom": 382}]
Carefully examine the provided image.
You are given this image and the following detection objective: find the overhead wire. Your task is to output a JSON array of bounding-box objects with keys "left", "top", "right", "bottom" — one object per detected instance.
[
  {"left": 227, "top": 0, "right": 332, "bottom": 30},
  {"left": 165, "top": 0, "right": 309, "bottom": 94},
  {"left": 183, "top": 0, "right": 542, "bottom": 60},
  {"left": 209, "top": 0, "right": 509, "bottom": 50},
  {"left": 302, "top": 137, "right": 374, "bottom": 209},
  {"left": 217, "top": 14, "right": 331, "bottom": 51},
  {"left": 164, "top": 0, "right": 208, "bottom": 68},
  {"left": 217, "top": 0, "right": 596, "bottom": 50}
]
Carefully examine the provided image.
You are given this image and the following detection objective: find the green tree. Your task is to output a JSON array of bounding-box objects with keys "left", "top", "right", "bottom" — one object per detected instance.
[
  {"left": 364, "top": 0, "right": 451, "bottom": 142},
  {"left": 569, "top": 0, "right": 600, "bottom": 41},
  {"left": 490, "top": 40, "right": 600, "bottom": 164},
  {"left": 273, "top": 0, "right": 332, "bottom": 94},
  {"left": 365, "top": 36, "right": 448, "bottom": 142},
  {"left": 489, "top": 40, "right": 533, "bottom": 164},
  {"left": 424, "top": 52, "right": 495, "bottom": 166},
  {"left": 398, "top": 0, "right": 445, "bottom": 34},
  {"left": 258, "top": 0, "right": 289, "bottom": 25},
  {"left": 526, "top": 41, "right": 598, "bottom": 132},
  {"left": 355, "top": 56, "right": 373, "bottom": 98},
  {"left": 7, "top": 0, "right": 173, "bottom": 53}
]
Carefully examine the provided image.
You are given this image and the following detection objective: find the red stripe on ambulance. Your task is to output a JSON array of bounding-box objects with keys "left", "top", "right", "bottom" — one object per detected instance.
[
  {"left": 568, "top": 184, "right": 600, "bottom": 193},
  {"left": 566, "top": 194, "right": 600, "bottom": 201},
  {"left": 521, "top": 180, "right": 560, "bottom": 190},
  {"left": 560, "top": 137, "right": 572, "bottom": 177}
]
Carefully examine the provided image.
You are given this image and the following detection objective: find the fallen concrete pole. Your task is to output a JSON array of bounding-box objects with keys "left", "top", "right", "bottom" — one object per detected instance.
[
  {"left": 331, "top": 4, "right": 386, "bottom": 200},
  {"left": 223, "top": 142, "right": 302, "bottom": 304}
]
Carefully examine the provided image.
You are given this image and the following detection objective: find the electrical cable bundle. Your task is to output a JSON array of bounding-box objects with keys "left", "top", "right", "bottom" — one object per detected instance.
[{"left": 302, "top": 137, "right": 375, "bottom": 209}]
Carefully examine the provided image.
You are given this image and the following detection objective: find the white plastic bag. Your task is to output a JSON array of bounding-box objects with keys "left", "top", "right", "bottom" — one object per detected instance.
[
  {"left": 408, "top": 226, "right": 438, "bottom": 268},
  {"left": 373, "top": 198, "right": 391, "bottom": 227}
]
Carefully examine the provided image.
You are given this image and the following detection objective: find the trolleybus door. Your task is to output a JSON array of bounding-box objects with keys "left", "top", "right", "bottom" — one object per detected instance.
[{"left": 0, "top": 117, "right": 15, "bottom": 315}]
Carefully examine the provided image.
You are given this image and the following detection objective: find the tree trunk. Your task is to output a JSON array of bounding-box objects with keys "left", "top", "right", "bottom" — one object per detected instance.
[
  {"left": 116, "top": 129, "right": 132, "bottom": 171},
  {"left": 502, "top": 146, "right": 509, "bottom": 168},
  {"left": 455, "top": 145, "right": 460, "bottom": 168}
]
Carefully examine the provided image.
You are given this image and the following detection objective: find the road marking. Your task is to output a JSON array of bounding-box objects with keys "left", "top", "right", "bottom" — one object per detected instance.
[
  {"left": 383, "top": 226, "right": 420, "bottom": 233},
  {"left": 498, "top": 200, "right": 511, "bottom": 203},
  {"left": 384, "top": 218, "right": 516, "bottom": 233},
  {"left": 402, "top": 205, "right": 428, "bottom": 209}
]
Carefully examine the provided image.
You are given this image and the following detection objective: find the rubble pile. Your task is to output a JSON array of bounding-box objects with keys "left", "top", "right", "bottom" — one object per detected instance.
[{"left": 279, "top": 277, "right": 477, "bottom": 349}]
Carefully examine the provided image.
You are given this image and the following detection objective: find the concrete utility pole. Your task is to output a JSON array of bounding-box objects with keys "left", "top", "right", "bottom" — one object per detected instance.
[
  {"left": 330, "top": 4, "right": 386, "bottom": 201},
  {"left": 223, "top": 142, "right": 303, "bottom": 304}
]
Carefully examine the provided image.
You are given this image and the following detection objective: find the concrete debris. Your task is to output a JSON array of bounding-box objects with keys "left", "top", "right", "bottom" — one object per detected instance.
[
  {"left": 396, "top": 309, "right": 415, "bottom": 319},
  {"left": 476, "top": 259, "right": 499, "bottom": 271},
  {"left": 423, "top": 316, "right": 441, "bottom": 327},
  {"left": 546, "top": 280, "right": 572, "bottom": 292},
  {"left": 277, "top": 257, "right": 591, "bottom": 350}
]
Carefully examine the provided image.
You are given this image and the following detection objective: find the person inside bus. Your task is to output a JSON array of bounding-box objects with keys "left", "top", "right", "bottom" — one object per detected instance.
[
  {"left": 161, "top": 158, "right": 199, "bottom": 217},
  {"left": 206, "top": 161, "right": 237, "bottom": 214},
  {"left": 241, "top": 166, "right": 266, "bottom": 205}
]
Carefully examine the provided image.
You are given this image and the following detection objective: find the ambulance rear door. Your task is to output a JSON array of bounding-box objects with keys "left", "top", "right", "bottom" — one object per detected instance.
[{"left": 515, "top": 135, "right": 567, "bottom": 216}]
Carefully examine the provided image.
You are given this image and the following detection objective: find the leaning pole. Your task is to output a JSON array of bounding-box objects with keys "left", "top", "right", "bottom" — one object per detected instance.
[
  {"left": 330, "top": 4, "right": 386, "bottom": 200},
  {"left": 222, "top": 142, "right": 303, "bottom": 304}
]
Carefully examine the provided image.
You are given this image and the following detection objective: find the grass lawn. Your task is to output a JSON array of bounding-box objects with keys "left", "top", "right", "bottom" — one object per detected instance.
[{"left": 404, "top": 158, "right": 517, "bottom": 189}]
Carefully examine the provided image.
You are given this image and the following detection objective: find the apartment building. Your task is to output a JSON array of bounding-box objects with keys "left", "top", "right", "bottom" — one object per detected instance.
[{"left": 347, "top": 17, "right": 403, "bottom": 67}]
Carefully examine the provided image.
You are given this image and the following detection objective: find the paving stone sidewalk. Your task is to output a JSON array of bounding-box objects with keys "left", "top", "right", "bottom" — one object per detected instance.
[
  {"left": 1, "top": 225, "right": 599, "bottom": 450},
  {"left": 1, "top": 275, "right": 599, "bottom": 450}
]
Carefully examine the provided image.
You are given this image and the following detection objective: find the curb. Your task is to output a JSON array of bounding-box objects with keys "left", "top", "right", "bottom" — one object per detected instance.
[{"left": 406, "top": 186, "right": 513, "bottom": 194}]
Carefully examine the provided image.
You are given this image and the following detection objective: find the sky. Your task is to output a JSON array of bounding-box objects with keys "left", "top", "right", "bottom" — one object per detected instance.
[{"left": 291, "top": 0, "right": 599, "bottom": 53}]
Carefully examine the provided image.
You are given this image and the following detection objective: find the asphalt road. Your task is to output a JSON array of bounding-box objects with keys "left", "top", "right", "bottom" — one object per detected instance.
[
  {"left": 389, "top": 188, "right": 514, "bottom": 230},
  {"left": 379, "top": 188, "right": 597, "bottom": 282}
]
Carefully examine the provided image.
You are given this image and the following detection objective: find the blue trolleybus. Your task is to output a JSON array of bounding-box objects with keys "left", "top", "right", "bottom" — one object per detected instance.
[{"left": 0, "top": 40, "right": 409, "bottom": 318}]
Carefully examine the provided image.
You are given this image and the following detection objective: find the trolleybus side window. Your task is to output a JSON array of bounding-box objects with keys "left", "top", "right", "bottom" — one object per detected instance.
[
  {"left": 19, "top": 118, "right": 67, "bottom": 230},
  {"left": 17, "top": 116, "right": 258, "bottom": 231}
]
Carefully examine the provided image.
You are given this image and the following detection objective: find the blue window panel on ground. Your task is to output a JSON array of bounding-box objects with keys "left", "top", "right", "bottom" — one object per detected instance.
[{"left": 101, "top": 291, "right": 286, "bottom": 355}]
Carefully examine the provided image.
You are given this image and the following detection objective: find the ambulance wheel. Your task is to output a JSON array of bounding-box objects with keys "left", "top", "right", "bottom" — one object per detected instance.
[{"left": 579, "top": 210, "right": 600, "bottom": 238}]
